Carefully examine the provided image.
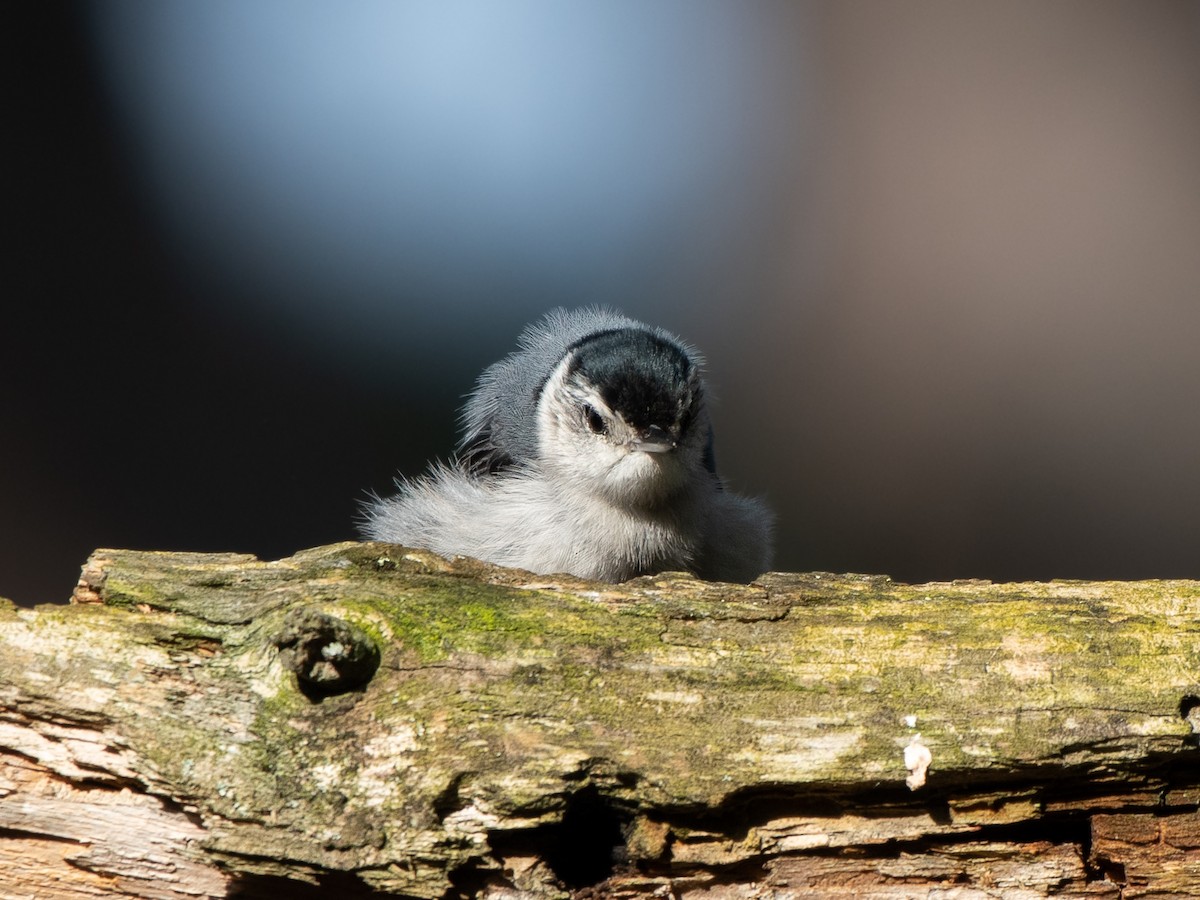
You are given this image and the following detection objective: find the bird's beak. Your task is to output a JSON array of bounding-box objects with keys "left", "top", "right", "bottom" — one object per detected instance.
[{"left": 631, "top": 424, "right": 678, "bottom": 454}]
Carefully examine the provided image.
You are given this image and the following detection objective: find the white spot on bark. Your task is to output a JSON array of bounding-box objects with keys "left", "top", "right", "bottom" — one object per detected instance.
[{"left": 904, "top": 735, "right": 932, "bottom": 790}]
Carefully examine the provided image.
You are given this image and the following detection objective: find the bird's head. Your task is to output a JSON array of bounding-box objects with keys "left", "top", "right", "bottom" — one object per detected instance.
[{"left": 535, "top": 327, "right": 711, "bottom": 509}]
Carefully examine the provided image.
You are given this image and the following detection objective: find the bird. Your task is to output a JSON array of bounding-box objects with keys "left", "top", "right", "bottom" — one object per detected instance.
[{"left": 360, "top": 308, "right": 772, "bottom": 583}]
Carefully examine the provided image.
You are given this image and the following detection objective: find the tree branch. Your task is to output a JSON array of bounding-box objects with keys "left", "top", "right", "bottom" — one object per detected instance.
[{"left": 2, "top": 543, "right": 1199, "bottom": 897}]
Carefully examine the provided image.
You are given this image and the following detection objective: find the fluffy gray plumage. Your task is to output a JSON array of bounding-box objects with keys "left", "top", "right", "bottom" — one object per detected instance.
[{"left": 361, "top": 308, "right": 772, "bottom": 583}]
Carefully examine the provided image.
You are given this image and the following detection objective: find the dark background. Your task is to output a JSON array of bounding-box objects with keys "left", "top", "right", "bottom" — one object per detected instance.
[{"left": 6, "top": 2, "right": 1200, "bottom": 606}]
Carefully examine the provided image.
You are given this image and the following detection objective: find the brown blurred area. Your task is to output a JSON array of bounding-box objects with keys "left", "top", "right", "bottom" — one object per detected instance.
[{"left": 713, "top": 1, "right": 1200, "bottom": 579}]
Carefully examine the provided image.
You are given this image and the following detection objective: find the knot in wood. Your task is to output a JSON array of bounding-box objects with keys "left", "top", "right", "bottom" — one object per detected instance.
[{"left": 272, "top": 607, "right": 380, "bottom": 697}]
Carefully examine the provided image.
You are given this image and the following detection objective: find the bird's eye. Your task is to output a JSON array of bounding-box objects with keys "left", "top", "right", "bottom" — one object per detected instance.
[{"left": 584, "top": 405, "right": 608, "bottom": 435}]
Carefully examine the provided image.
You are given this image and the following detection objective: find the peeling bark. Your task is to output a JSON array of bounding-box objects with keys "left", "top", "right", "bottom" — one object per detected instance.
[{"left": 2, "top": 542, "right": 1200, "bottom": 898}]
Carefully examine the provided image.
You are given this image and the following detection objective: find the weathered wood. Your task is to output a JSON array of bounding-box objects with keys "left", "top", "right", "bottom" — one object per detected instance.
[{"left": 2, "top": 542, "right": 1199, "bottom": 898}]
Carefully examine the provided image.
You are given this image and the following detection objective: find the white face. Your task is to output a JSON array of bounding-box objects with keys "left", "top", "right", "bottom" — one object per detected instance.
[{"left": 535, "top": 356, "right": 708, "bottom": 509}]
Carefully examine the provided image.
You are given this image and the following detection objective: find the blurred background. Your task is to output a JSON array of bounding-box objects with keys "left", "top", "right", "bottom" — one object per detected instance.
[{"left": 6, "top": 1, "right": 1200, "bottom": 606}]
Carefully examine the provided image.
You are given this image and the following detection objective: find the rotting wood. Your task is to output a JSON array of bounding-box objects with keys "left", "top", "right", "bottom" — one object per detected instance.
[{"left": 2, "top": 542, "right": 1199, "bottom": 898}]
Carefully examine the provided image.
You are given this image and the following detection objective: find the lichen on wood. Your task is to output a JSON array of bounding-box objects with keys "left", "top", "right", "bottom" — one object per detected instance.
[{"left": 2, "top": 542, "right": 1200, "bottom": 898}]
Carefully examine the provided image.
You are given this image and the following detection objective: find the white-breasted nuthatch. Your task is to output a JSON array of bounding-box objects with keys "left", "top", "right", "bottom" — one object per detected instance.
[{"left": 361, "top": 308, "right": 772, "bottom": 582}]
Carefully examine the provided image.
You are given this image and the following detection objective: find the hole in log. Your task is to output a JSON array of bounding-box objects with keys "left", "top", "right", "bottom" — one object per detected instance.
[
  {"left": 1179, "top": 695, "right": 1200, "bottom": 721},
  {"left": 271, "top": 608, "right": 380, "bottom": 699},
  {"left": 229, "top": 871, "right": 394, "bottom": 899},
  {"left": 544, "top": 786, "right": 627, "bottom": 889},
  {"left": 1092, "top": 858, "right": 1127, "bottom": 887},
  {"left": 1180, "top": 695, "right": 1200, "bottom": 745},
  {"left": 489, "top": 785, "right": 630, "bottom": 891}
]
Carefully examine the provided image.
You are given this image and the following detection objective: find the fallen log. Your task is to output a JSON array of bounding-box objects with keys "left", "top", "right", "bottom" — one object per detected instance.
[{"left": 2, "top": 542, "right": 1199, "bottom": 898}]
